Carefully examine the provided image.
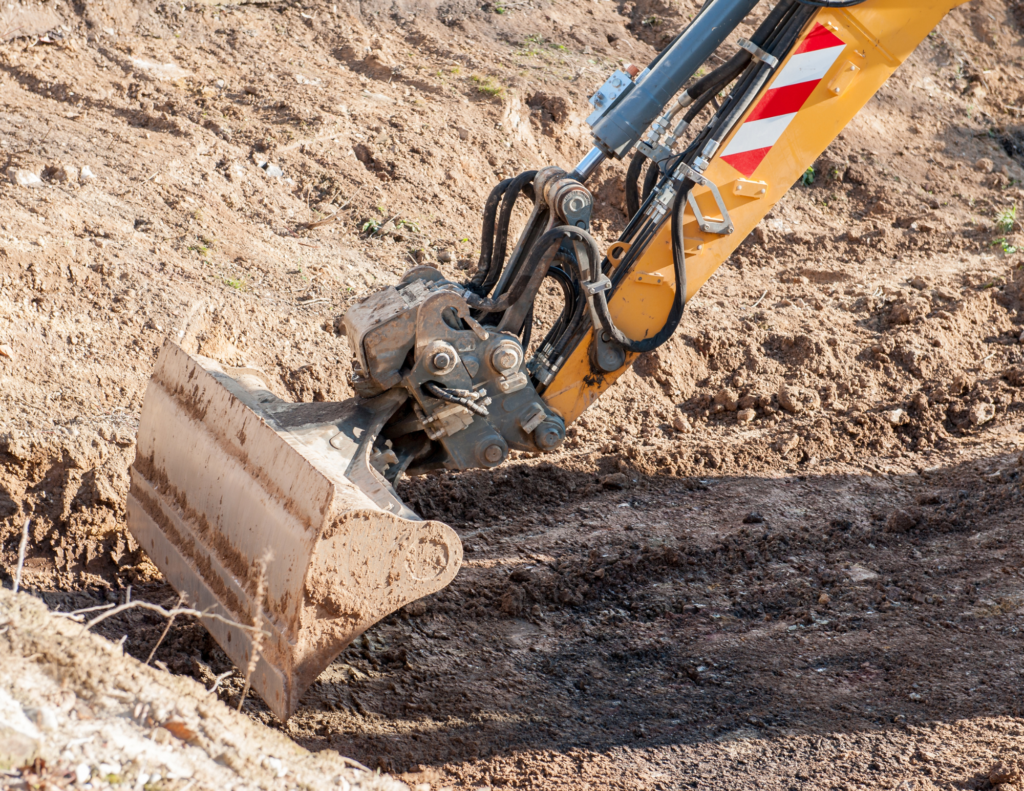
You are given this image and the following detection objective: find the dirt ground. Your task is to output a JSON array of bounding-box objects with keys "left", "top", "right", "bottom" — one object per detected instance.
[{"left": 3, "top": 0, "right": 1024, "bottom": 787}]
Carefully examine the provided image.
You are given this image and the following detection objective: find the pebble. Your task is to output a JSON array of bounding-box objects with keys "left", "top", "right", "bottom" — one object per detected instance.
[
  {"left": 0, "top": 725, "right": 39, "bottom": 770},
  {"left": 713, "top": 388, "right": 739, "bottom": 412},
  {"left": 79, "top": 166, "right": 97, "bottom": 182},
  {"left": 774, "top": 432, "right": 801, "bottom": 453},
  {"left": 600, "top": 472, "right": 629, "bottom": 490},
  {"left": 672, "top": 415, "right": 692, "bottom": 433},
  {"left": 886, "top": 408, "right": 908, "bottom": 426},
  {"left": 437, "top": 250, "right": 454, "bottom": 263},
  {"left": 0, "top": 344, "right": 13, "bottom": 361},
  {"left": 736, "top": 408, "right": 756, "bottom": 424},
  {"left": 777, "top": 383, "right": 819, "bottom": 414},
  {"left": 263, "top": 163, "right": 284, "bottom": 178},
  {"left": 8, "top": 169, "right": 43, "bottom": 188},
  {"left": 818, "top": 592, "right": 830, "bottom": 605},
  {"left": 975, "top": 157, "right": 995, "bottom": 173},
  {"left": 742, "top": 512, "right": 764, "bottom": 524},
  {"left": 969, "top": 402, "right": 995, "bottom": 426}
]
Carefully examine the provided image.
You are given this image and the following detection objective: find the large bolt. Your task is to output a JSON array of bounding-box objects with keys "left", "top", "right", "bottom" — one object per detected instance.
[
  {"left": 432, "top": 351, "right": 452, "bottom": 371},
  {"left": 483, "top": 444, "right": 504, "bottom": 464},
  {"left": 492, "top": 347, "right": 520, "bottom": 372},
  {"left": 534, "top": 421, "right": 564, "bottom": 452}
]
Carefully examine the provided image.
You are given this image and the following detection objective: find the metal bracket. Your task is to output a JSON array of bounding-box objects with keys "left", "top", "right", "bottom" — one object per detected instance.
[
  {"left": 586, "top": 70, "right": 635, "bottom": 128},
  {"left": 738, "top": 37, "right": 779, "bottom": 68},
  {"left": 635, "top": 140, "right": 673, "bottom": 173},
  {"left": 676, "top": 162, "right": 734, "bottom": 235},
  {"left": 583, "top": 277, "right": 612, "bottom": 296}
]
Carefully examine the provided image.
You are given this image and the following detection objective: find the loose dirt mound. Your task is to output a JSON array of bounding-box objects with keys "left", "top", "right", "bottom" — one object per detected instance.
[
  {"left": 3, "top": 0, "right": 1024, "bottom": 787},
  {"left": 0, "top": 587, "right": 404, "bottom": 790}
]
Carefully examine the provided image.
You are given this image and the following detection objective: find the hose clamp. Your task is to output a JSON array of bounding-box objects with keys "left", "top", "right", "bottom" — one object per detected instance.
[
  {"left": 738, "top": 38, "right": 779, "bottom": 68},
  {"left": 583, "top": 277, "right": 612, "bottom": 296}
]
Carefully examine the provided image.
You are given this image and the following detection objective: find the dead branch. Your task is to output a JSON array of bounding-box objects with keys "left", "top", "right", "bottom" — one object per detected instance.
[
  {"left": 146, "top": 592, "right": 187, "bottom": 666},
  {"left": 78, "top": 600, "right": 271, "bottom": 639},
  {"left": 238, "top": 549, "right": 273, "bottom": 711},
  {"left": 12, "top": 518, "right": 30, "bottom": 594}
]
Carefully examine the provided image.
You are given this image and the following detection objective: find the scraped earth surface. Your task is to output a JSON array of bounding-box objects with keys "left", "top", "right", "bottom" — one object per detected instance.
[{"left": 3, "top": 0, "right": 1024, "bottom": 787}]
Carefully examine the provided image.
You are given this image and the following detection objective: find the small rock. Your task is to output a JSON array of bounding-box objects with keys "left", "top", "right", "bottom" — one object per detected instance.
[
  {"left": 886, "top": 408, "right": 908, "bottom": 426},
  {"left": 818, "top": 592, "right": 830, "bottom": 606},
  {"left": 990, "top": 760, "right": 1022, "bottom": 786},
  {"left": 736, "top": 408, "right": 756, "bottom": 424},
  {"left": 737, "top": 394, "right": 758, "bottom": 410},
  {"left": 909, "top": 275, "right": 929, "bottom": 290},
  {"left": 457, "top": 258, "right": 473, "bottom": 271},
  {"left": 79, "top": 165, "right": 97, "bottom": 182},
  {"left": 908, "top": 692, "right": 923, "bottom": 701},
  {"left": 8, "top": 169, "right": 43, "bottom": 188},
  {"left": 0, "top": 344, "right": 13, "bottom": 361},
  {"left": 774, "top": 432, "right": 801, "bottom": 454},
  {"left": 969, "top": 402, "right": 995, "bottom": 426},
  {"left": 404, "top": 598, "right": 428, "bottom": 616},
  {"left": 778, "top": 384, "right": 820, "bottom": 414},
  {"left": 436, "top": 250, "right": 454, "bottom": 263},
  {"left": 975, "top": 157, "right": 995, "bottom": 173},
  {"left": 885, "top": 509, "right": 920, "bottom": 534},
  {"left": 600, "top": 472, "right": 629, "bottom": 490},
  {"left": 742, "top": 512, "right": 764, "bottom": 524},
  {"left": 457, "top": 127, "right": 470, "bottom": 141},
  {"left": 45, "top": 162, "right": 78, "bottom": 183},
  {"left": 150, "top": 726, "right": 173, "bottom": 744},
  {"left": 888, "top": 299, "right": 929, "bottom": 325},
  {"left": 911, "top": 392, "right": 929, "bottom": 411},
  {"left": 713, "top": 388, "right": 739, "bottom": 412},
  {"left": 672, "top": 415, "right": 692, "bottom": 433},
  {"left": 0, "top": 725, "right": 39, "bottom": 770},
  {"left": 262, "top": 163, "right": 284, "bottom": 178},
  {"left": 75, "top": 764, "right": 91, "bottom": 784}
]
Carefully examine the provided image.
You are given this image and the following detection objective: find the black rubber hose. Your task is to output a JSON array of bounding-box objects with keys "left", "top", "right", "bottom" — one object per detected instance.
[
  {"left": 642, "top": 159, "right": 660, "bottom": 202},
  {"left": 424, "top": 382, "right": 489, "bottom": 416},
  {"left": 481, "top": 170, "right": 538, "bottom": 297},
  {"left": 591, "top": 181, "right": 690, "bottom": 354},
  {"left": 464, "top": 226, "right": 572, "bottom": 314},
  {"left": 520, "top": 304, "right": 535, "bottom": 352},
  {"left": 467, "top": 178, "right": 512, "bottom": 295},
  {"left": 625, "top": 152, "right": 648, "bottom": 219},
  {"left": 682, "top": 50, "right": 751, "bottom": 112}
]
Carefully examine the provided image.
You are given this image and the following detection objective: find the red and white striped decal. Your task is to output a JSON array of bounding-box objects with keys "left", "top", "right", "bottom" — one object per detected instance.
[{"left": 719, "top": 24, "right": 847, "bottom": 177}]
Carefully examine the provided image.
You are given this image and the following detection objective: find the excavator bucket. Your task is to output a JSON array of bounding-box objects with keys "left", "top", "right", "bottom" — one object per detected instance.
[{"left": 126, "top": 340, "right": 462, "bottom": 720}]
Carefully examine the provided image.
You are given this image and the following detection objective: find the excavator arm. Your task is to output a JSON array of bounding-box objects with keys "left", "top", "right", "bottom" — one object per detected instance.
[{"left": 126, "top": 0, "right": 965, "bottom": 719}]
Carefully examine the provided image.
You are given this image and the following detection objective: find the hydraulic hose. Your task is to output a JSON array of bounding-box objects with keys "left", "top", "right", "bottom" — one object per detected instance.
[
  {"left": 590, "top": 181, "right": 690, "bottom": 354},
  {"left": 625, "top": 152, "right": 648, "bottom": 219},
  {"left": 467, "top": 178, "right": 512, "bottom": 295},
  {"left": 590, "top": 2, "right": 809, "bottom": 355},
  {"left": 480, "top": 170, "right": 538, "bottom": 297},
  {"left": 464, "top": 226, "right": 572, "bottom": 314}
]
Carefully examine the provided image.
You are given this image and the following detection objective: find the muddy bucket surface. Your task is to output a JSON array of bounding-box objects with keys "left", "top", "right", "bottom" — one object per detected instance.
[{"left": 126, "top": 341, "right": 462, "bottom": 719}]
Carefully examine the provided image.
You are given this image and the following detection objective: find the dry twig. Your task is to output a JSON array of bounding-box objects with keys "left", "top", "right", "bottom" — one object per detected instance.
[
  {"left": 12, "top": 518, "right": 30, "bottom": 594},
  {"left": 238, "top": 549, "right": 273, "bottom": 711},
  {"left": 146, "top": 592, "right": 187, "bottom": 666},
  {"left": 207, "top": 670, "right": 234, "bottom": 696},
  {"left": 77, "top": 600, "right": 270, "bottom": 639},
  {"left": 300, "top": 185, "right": 364, "bottom": 229}
]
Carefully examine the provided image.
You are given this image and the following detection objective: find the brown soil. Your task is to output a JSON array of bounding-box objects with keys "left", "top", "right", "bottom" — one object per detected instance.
[{"left": 3, "top": 0, "right": 1024, "bottom": 788}]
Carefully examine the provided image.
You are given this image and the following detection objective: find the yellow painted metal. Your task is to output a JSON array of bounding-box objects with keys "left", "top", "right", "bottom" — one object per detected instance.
[{"left": 543, "top": 0, "right": 967, "bottom": 424}]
